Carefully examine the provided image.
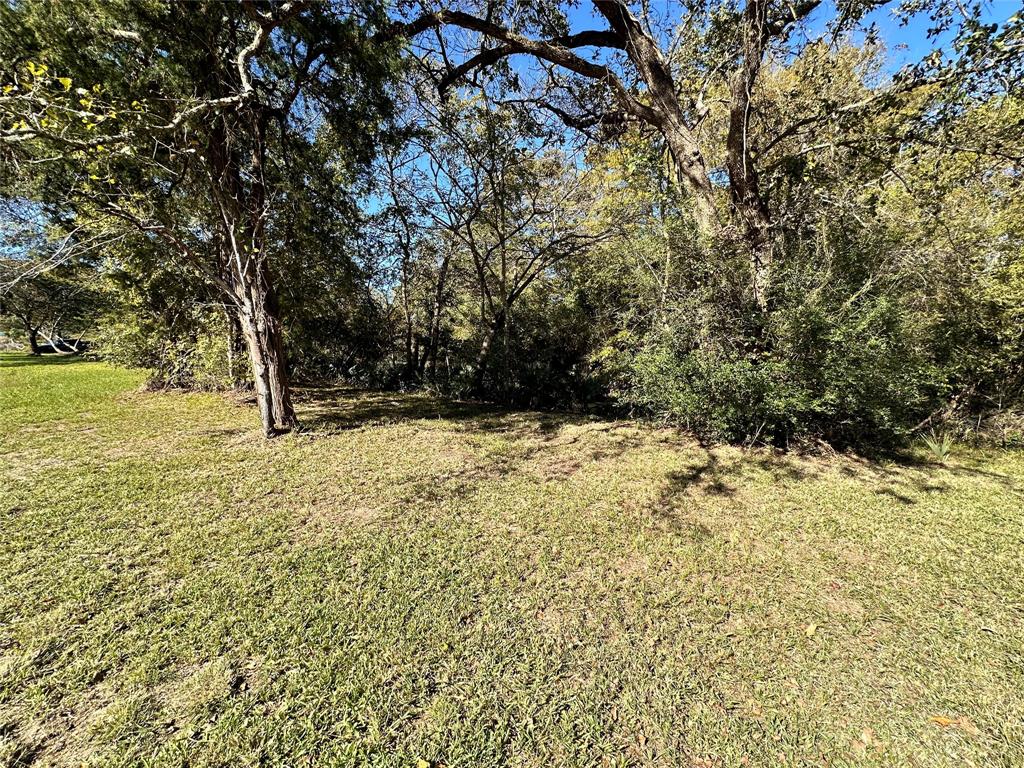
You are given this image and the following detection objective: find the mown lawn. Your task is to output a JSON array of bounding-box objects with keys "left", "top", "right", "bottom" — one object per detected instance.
[{"left": 1, "top": 353, "right": 1022, "bottom": 767}]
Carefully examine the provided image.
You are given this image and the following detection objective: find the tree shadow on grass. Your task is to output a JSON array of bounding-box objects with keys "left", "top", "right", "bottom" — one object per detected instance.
[
  {"left": 662, "top": 452, "right": 738, "bottom": 499},
  {"left": 646, "top": 450, "right": 738, "bottom": 540},
  {"left": 0, "top": 352, "right": 86, "bottom": 368},
  {"left": 294, "top": 384, "right": 594, "bottom": 437},
  {"left": 291, "top": 384, "right": 1022, "bottom": 509},
  {"left": 292, "top": 385, "right": 666, "bottom": 496},
  {"left": 836, "top": 452, "right": 1022, "bottom": 501}
]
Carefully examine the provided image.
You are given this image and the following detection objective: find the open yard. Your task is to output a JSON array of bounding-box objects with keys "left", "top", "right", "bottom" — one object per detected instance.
[{"left": 1, "top": 353, "right": 1022, "bottom": 767}]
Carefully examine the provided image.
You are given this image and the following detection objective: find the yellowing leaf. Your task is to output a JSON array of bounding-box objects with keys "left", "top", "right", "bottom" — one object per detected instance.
[
  {"left": 57, "top": 76, "right": 72, "bottom": 91},
  {"left": 27, "top": 60, "right": 48, "bottom": 77},
  {"left": 929, "top": 716, "right": 981, "bottom": 735}
]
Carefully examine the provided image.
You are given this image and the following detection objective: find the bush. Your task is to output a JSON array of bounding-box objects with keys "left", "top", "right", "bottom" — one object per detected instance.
[
  {"left": 618, "top": 295, "right": 935, "bottom": 449},
  {"left": 95, "top": 311, "right": 241, "bottom": 391}
]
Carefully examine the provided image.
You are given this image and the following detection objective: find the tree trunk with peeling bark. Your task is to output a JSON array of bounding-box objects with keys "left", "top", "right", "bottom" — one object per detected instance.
[{"left": 232, "top": 261, "right": 297, "bottom": 437}]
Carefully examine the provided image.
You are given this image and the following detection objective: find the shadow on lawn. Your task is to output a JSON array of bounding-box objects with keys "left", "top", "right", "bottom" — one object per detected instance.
[
  {"left": 0, "top": 352, "right": 86, "bottom": 368},
  {"left": 294, "top": 384, "right": 594, "bottom": 436},
  {"left": 661, "top": 453, "right": 738, "bottom": 499},
  {"left": 292, "top": 383, "right": 1022, "bottom": 508},
  {"left": 293, "top": 385, "right": 661, "bottom": 495}
]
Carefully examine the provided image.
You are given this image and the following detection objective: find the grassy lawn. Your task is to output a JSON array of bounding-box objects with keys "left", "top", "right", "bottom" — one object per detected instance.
[{"left": 1, "top": 353, "right": 1022, "bottom": 767}]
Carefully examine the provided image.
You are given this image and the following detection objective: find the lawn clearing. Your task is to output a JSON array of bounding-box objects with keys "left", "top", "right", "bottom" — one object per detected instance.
[{"left": 1, "top": 353, "right": 1022, "bottom": 767}]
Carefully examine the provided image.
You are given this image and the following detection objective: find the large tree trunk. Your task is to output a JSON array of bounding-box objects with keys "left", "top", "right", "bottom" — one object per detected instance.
[
  {"left": 26, "top": 326, "right": 40, "bottom": 355},
  {"left": 207, "top": 107, "right": 298, "bottom": 437},
  {"left": 726, "top": 0, "right": 774, "bottom": 312},
  {"left": 593, "top": 0, "right": 719, "bottom": 235},
  {"left": 236, "top": 301, "right": 296, "bottom": 438},
  {"left": 232, "top": 263, "right": 297, "bottom": 438},
  {"left": 662, "top": 123, "right": 718, "bottom": 236}
]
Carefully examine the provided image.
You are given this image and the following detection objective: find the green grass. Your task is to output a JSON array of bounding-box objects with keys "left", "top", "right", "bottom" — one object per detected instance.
[{"left": 1, "top": 353, "right": 1022, "bottom": 767}]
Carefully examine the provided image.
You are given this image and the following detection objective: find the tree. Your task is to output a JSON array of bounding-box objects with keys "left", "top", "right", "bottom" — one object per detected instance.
[
  {"left": 1, "top": 0, "right": 401, "bottom": 435},
  {"left": 0, "top": 257, "right": 101, "bottom": 353},
  {"left": 376, "top": 92, "right": 609, "bottom": 397},
  {"left": 397, "top": 0, "right": 1022, "bottom": 310}
]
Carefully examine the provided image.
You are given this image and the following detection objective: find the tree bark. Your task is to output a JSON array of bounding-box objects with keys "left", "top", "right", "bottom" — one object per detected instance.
[
  {"left": 400, "top": 260, "right": 416, "bottom": 382},
  {"left": 207, "top": 107, "right": 297, "bottom": 437},
  {"left": 725, "top": 0, "right": 774, "bottom": 311},
  {"left": 661, "top": 122, "right": 718, "bottom": 235},
  {"left": 27, "top": 326, "right": 40, "bottom": 355},
  {"left": 471, "top": 308, "right": 506, "bottom": 397},
  {"left": 422, "top": 250, "right": 452, "bottom": 383},
  {"left": 225, "top": 306, "right": 247, "bottom": 388},
  {"left": 592, "top": 0, "right": 719, "bottom": 234},
  {"left": 233, "top": 266, "right": 297, "bottom": 437}
]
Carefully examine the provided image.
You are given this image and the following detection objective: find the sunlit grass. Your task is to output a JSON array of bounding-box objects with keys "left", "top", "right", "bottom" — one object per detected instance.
[{"left": 1, "top": 353, "right": 1022, "bottom": 767}]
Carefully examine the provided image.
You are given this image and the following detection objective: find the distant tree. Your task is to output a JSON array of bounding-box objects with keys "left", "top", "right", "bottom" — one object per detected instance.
[{"left": 0, "top": 258, "right": 101, "bottom": 353}]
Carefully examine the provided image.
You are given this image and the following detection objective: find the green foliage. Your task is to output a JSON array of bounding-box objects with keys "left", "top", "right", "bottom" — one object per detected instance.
[
  {"left": 922, "top": 429, "right": 953, "bottom": 463},
  {"left": 617, "top": 307, "right": 923, "bottom": 448},
  {"left": 94, "top": 310, "right": 238, "bottom": 391},
  {"left": 473, "top": 281, "right": 604, "bottom": 408},
  {"left": 0, "top": 257, "right": 105, "bottom": 351},
  {"left": 2, "top": 1, "right": 1021, "bottom": 450},
  {"left": 92, "top": 247, "right": 241, "bottom": 390}
]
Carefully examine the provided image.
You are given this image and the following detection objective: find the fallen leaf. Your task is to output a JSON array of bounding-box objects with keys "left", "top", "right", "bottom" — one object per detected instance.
[
  {"left": 852, "top": 726, "right": 884, "bottom": 755},
  {"left": 956, "top": 718, "right": 981, "bottom": 736},
  {"left": 928, "top": 715, "right": 982, "bottom": 736},
  {"left": 804, "top": 623, "right": 818, "bottom": 638},
  {"left": 417, "top": 760, "right": 430, "bottom": 768}
]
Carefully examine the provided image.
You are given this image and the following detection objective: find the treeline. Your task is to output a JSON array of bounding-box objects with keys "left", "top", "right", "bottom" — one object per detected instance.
[{"left": 1, "top": 0, "right": 1022, "bottom": 448}]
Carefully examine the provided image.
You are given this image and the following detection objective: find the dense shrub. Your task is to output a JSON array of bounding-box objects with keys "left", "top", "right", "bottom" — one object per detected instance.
[
  {"left": 474, "top": 283, "right": 607, "bottom": 409},
  {"left": 95, "top": 310, "right": 241, "bottom": 391},
  {"left": 615, "top": 289, "right": 959, "bottom": 449}
]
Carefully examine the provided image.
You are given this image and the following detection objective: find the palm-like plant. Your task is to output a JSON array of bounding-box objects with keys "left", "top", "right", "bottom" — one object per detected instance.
[{"left": 922, "top": 430, "right": 953, "bottom": 464}]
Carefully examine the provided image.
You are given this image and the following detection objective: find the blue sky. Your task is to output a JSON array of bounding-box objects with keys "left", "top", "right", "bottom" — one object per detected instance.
[
  {"left": 562, "top": 0, "right": 1021, "bottom": 72},
  {"left": 849, "top": 0, "right": 1019, "bottom": 68}
]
